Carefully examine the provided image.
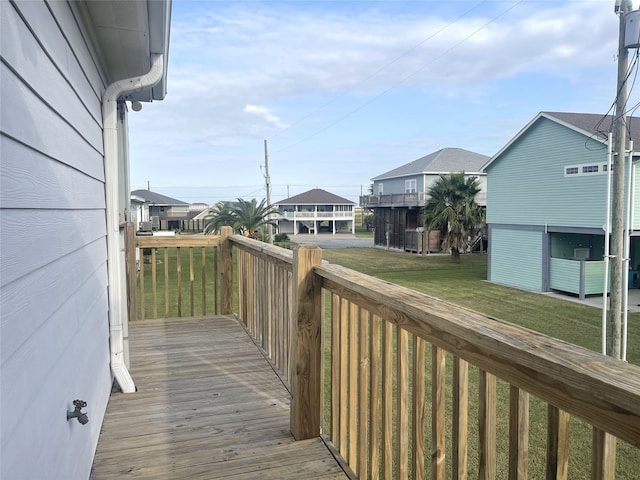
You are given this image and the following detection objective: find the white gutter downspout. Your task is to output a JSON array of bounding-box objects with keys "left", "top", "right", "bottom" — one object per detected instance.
[
  {"left": 622, "top": 142, "right": 634, "bottom": 362},
  {"left": 603, "top": 132, "right": 613, "bottom": 355},
  {"left": 103, "top": 53, "right": 164, "bottom": 393}
]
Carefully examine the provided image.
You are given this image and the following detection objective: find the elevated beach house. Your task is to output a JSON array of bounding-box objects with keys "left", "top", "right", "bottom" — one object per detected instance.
[
  {"left": 274, "top": 188, "right": 356, "bottom": 235},
  {"left": 483, "top": 111, "right": 640, "bottom": 298},
  {"left": 131, "top": 188, "right": 190, "bottom": 231},
  {"left": 360, "top": 148, "right": 489, "bottom": 251},
  {"left": 0, "top": 1, "right": 171, "bottom": 478}
]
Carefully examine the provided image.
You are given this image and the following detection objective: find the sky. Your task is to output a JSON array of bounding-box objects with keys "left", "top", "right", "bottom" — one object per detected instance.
[{"left": 128, "top": 0, "right": 639, "bottom": 205}]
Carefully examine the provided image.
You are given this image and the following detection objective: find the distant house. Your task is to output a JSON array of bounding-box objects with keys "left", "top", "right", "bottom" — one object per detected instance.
[
  {"left": 360, "top": 148, "right": 489, "bottom": 251},
  {"left": 274, "top": 189, "right": 356, "bottom": 235},
  {"left": 131, "top": 189, "right": 189, "bottom": 231},
  {"left": 0, "top": 1, "right": 171, "bottom": 479},
  {"left": 483, "top": 111, "right": 640, "bottom": 298}
]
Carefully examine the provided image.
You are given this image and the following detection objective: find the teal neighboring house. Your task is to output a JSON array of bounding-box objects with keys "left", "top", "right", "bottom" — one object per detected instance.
[{"left": 483, "top": 111, "right": 640, "bottom": 298}]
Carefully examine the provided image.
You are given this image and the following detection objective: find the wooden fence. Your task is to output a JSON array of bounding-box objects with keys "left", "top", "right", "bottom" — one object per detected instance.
[
  {"left": 127, "top": 228, "right": 640, "bottom": 479},
  {"left": 129, "top": 230, "right": 222, "bottom": 320}
]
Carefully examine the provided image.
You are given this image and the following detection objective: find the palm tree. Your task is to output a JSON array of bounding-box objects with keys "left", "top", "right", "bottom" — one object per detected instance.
[
  {"left": 421, "top": 172, "right": 484, "bottom": 263},
  {"left": 203, "top": 198, "right": 278, "bottom": 239}
]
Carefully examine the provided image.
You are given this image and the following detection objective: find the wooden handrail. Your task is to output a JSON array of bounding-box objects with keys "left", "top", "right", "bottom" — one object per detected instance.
[{"left": 314, "top": 262, "right": 640, "bottom": 449}]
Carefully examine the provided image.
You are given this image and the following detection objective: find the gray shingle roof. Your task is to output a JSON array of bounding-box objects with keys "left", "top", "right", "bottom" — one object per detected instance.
[
  {"left": 542, "top": 111, "right": 640, "bottom": 143},
  {"left": 131, "top": 189, "right": 188, "bottom": 205},
  {"left": 483, "top": 111, "right": 640, "bottom": 171},
  {"left": 371, "top": 148, "right": 489, "bottom": 181},
  {"left": 275, "top": 189, "right": 355, "bottom": 205}
]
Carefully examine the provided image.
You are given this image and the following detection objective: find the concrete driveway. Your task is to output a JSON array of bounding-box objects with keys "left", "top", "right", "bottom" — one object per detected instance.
[{"left": 288, "top": 233, "right": 373, "bottom": 249}]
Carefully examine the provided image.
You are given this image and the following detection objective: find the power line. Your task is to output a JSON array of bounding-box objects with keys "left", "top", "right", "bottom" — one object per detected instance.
[
  {"left": 272, "top": 1, "right": 523, "bottom": 155},
  {"left": 268, "top": 0, "right": 489, "bottom": 140}
]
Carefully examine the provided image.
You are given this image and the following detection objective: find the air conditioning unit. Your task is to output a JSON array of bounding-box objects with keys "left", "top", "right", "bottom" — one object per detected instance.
[{"left": 574, "top": 248, "right": 590, "bottom": 260}]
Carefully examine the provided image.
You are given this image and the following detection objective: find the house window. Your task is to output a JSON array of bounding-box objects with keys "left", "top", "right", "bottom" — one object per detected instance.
[
  {"left": 565, "top": 163, "right": 606, "bottom": 177},
  {"left": 405, "top": 179, "right": 417, "bottom": 193},
  {"left": 377, "top": 183, "right": 384, "bottom": 195}
]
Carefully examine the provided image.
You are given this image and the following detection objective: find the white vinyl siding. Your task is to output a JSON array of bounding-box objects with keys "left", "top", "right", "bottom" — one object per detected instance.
[{"left": 0, "top": 2, "right": 111, "bottom": 479}]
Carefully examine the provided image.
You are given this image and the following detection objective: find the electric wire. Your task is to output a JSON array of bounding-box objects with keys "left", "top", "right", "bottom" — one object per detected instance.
[
  {"left": 271, "top": 0, "right": 523, "bottom": 155},
  {"left": 268, "top": 0, "right": 489, "bottom": 140}
]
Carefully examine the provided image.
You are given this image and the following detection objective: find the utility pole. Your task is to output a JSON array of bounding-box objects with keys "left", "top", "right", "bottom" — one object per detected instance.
[
  {"left": 263, "top": 139, "right": 273, "bottom": 244},
  {"left": 609, "top": 0, "right": 633, "bottom": 359}
]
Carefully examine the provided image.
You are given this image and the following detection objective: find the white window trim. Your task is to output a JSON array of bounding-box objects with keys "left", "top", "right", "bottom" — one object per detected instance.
[
  {"left": 405, "top": 179, "right": 417, "bottom": 194},
  {"left": 564, "top": 162, "right": 609, "bottom": 177}
]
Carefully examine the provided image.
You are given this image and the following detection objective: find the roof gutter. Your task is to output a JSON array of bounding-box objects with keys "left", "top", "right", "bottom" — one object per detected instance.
[{"left": 103, "top": 53, "right": 164, "bottom": 393}]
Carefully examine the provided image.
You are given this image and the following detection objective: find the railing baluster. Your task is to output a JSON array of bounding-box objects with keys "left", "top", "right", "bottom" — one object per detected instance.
[
  {"left": 176, "top": 247, "right": 182, "bottom": 317},
  {"left": 357, "top": 308, "right": 369, "bottom": 479},
  {"left": 213, "top": 246, "right": 218, "bottom": 315},
  {"left": 413, "top": 336, "right": 426, "bottom": 480},
  {"left": 139, "top": 246, "right": 145, "bottom": 320},
  {"left": 591, "top": 428, "right": 617, "bottom": 480},
  {"left": 397, "top": 327, "right": 409, "bottom": 480},
  {"left": 479, "top": 370, "right": 497, "bottom": 480},
  {"left": 453, "top": 356, "right": 469, "bottom": 480},
  {"left": 547, "top": 405, "right": 570, "bottom": 480},
  {"left": 382, "top": 321, "right": 394, "bottom": 480},
  {"left": 331, "top": 293, "right": 341, "bottom": 451},
  {"left": 348, "top": 302, "right": 358, "bottom": 467},
  {"left": 151, "top": 247, "right": 157, "bottom": 319},
  {"left": 509, "top": 386, "right": 529, "bottom": 480},
  {"left": 189, "top": 247, "right": 194, "bottom": 317},
  {"left": 369, "top": 314, "right": 381, "bottom": 480},
  {"left": 431, "top": 344, "right": 445, "bottom": 480},
  {"left": 339, "top": 297, "right": 349, "bottom": 458},
  {"left": 201, "top": 247, "right": 206, "bottom": 315},
  {"left": 163, "top": 248, "right": 169, "bottom": 318}
]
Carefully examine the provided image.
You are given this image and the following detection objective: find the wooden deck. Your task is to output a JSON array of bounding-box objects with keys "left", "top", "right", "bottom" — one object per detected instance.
[{"left": 90, "top": 316, "right": 349, "bottom": 479}]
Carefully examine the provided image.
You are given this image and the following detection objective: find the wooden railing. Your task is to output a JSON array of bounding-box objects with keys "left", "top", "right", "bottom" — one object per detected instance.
[
  {"left": 232, "top": 235, "right": 295, "bottom": 378},
  {"left": 127, "top": 228, "right": 640, "bottom": 479},
  {"left": 225, "top": 234, "right": 640, "bottom": 480},
  {"left": 128, "top": 228, "right": 223, "bottom": 320}
]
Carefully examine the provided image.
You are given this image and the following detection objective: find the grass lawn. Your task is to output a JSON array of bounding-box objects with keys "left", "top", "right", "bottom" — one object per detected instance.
[{"left": 320, "top": 247, "right": 640, "bottom": 478}]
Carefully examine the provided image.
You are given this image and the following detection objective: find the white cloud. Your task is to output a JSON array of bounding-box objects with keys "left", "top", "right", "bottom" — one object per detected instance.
[
  {"left": 244, "top": 104, "right": 288, "bottom": 129},
  {"left": 129, "top": 1, "right": 627, "bottom": 204}
]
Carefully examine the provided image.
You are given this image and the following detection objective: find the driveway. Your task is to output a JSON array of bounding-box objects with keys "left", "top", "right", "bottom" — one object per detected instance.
[{"left": 288, "top": 233, "right": 373, "bottom": 249}]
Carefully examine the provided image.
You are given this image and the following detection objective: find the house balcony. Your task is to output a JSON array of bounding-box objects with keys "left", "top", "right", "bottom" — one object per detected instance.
[
  {"left": 278, "top": 211, "right": 354, "bottom": 219},
  {"left": 91, "top": 226, "right": 640, "bottom": 479},
  {"left": 360, "top": 191, "right": 487, "bottom": 209},
  {"left": 360, "top": 193, "right": 428, "bottom": 208}
]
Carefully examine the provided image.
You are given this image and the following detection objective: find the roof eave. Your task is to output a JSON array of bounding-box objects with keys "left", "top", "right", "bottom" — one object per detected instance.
[{"left": 80, "top": 0, "right": 171, "bottom": 102}]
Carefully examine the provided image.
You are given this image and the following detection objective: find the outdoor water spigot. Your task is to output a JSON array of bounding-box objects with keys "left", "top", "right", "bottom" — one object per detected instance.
[{"left": 67, "top": 400, "right": 89, "bottom": 425}]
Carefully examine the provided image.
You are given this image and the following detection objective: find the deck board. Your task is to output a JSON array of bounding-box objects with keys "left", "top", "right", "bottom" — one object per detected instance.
[{"left": 91, "top": 316, "right": 348, "bottom": 479}]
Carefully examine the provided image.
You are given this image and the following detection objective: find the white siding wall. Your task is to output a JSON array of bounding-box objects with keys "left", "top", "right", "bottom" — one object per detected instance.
[{"left": 1, "top": 2, "right": 112, "bottom": 479}]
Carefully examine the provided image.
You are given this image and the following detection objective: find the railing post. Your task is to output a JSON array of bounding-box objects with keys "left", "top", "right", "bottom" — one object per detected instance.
[
  {"left": 220, "top": 226, "right": 234, "bottom": 315},
  {"left": 290, "top": 244, "right": 323, "bottom": 440}
]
